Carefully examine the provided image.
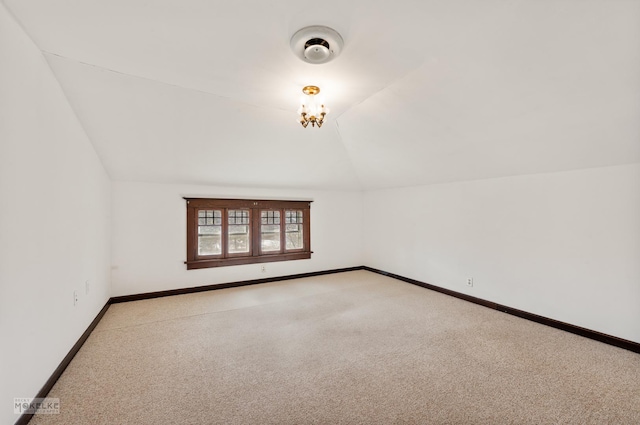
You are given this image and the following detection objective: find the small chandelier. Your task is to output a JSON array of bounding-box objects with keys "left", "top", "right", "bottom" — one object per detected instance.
[{"left": 297, "top": 86, "right": 329, "bottom": 128}]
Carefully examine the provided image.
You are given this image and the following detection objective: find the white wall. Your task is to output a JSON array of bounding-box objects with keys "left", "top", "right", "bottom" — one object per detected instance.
[
  {"left": 0, "top": 5, "right": 111, "bottom": 425},
  {"left": 363, "top": 164, "right": 640, "bottom": 344},
  {"left": 111, "top": 181, "right": 363, "bottom": 296}
]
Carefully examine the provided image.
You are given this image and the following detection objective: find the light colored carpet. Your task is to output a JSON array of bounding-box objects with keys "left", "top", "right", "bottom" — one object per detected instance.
[{"left": 29, "top": 271, "right": 640, "bottom": 424}]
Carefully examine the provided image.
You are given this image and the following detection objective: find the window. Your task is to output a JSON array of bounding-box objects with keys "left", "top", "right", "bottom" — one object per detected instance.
[{"left": 185, "top": 198, "right": 311, "bottom": 269}]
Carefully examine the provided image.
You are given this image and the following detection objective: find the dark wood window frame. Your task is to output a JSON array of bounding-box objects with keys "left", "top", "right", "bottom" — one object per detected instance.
[{"left": 185, "top": 198, "right": 312, "bottom": 270}]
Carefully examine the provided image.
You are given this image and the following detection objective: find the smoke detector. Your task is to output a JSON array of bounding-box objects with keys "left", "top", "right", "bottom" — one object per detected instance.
[{"left": 290, "top": 25, "right": 344, "bottom": 64}]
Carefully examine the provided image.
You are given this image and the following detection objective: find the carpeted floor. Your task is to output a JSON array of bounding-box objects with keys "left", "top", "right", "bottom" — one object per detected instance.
[{"left": 29, "top": 271, "right": 640, "bottom": 424}]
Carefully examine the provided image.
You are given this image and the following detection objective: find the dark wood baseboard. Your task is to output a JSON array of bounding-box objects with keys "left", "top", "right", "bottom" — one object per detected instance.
[
  {"left": 364, "top": 266, "right": 640, "bottom": 354},
  {"left": 109, "top": 266, "right": 365, "bottom": 303},
  {"left": 15, "top": 301, "right": 111, "bottom": 425}
]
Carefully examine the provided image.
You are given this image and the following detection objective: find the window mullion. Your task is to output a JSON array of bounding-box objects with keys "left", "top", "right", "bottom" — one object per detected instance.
[
  {"left": 222, "top": 208, "right": 228, "bottom": 259},
  {"left": 252, "top": 208, "right": 260, "bottom": 257},
  {"left": 279, "top": 208, "right": 285, "bottom": 255}
]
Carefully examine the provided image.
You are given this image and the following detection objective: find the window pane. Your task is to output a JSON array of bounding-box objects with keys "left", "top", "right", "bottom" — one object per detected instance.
[
  {"left": 261, "top": 210, "right": 281, "bottom": 225},
  {"left": 228, "top": 209, "right": 250, "bottom": 254},
  {"left": 198, "top": 209, "right": 222, "bottom": 255},
  {"left": 285, "top": 210, "right": 304, "bottom": 250},
  {"left": 261, "top": 210, "right": 281, "bottom": 252},
  {"left": 199, "top": 235, "right": 221, "bottom": 255}
]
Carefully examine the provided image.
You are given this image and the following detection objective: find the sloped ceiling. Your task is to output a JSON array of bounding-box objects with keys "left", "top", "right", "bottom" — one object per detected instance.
[{"left": 4, "top": 0, "right": 640, "bottom": 190}]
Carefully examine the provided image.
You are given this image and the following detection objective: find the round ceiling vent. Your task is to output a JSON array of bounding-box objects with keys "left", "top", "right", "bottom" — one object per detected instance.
[{"left": 290, "top": 25, "right": 344, "bottom": 64}]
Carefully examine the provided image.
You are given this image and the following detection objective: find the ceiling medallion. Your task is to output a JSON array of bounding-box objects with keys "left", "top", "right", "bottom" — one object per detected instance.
[{"left": 297, "top": 86, "right": 329, "bottom": 128}]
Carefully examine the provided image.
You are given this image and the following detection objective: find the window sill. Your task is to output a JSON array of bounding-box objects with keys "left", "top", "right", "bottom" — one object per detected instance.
[{"left": 185, "top": 252, "right": 312, "bottom": 270}]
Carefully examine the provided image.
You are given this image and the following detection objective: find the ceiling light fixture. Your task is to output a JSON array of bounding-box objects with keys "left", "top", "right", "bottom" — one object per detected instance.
[
  {"left": 290, "top": 26, "right": 344, "bottom": 65},
  {"left": 297, "top": 86, "right": 329, "bottom": 128}
]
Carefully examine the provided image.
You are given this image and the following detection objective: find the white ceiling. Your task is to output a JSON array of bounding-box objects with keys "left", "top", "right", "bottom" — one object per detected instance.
[{"left": 4, "top": 0, "right": 640, "bottom": 190}]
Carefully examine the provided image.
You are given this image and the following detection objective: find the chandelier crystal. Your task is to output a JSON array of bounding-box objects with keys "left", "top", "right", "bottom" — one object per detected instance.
[{"left": 297, "top": 86, "right": 329, "bottom": 128}]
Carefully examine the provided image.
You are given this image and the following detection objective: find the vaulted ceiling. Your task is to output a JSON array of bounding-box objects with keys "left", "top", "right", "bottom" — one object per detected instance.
[{"left": 4, "top": 0, "right": 640, "bottom": 190}]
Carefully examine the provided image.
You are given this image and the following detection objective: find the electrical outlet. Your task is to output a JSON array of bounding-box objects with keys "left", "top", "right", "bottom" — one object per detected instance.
[
  {"left": 466, "top": 278, "right": 473, "bottom": 287},
  {"left": 73, "top": 290, "right": 78, "bottom": 306},
  {"left": 261, "top": 265, "right": 267, "bottom": 273}
]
